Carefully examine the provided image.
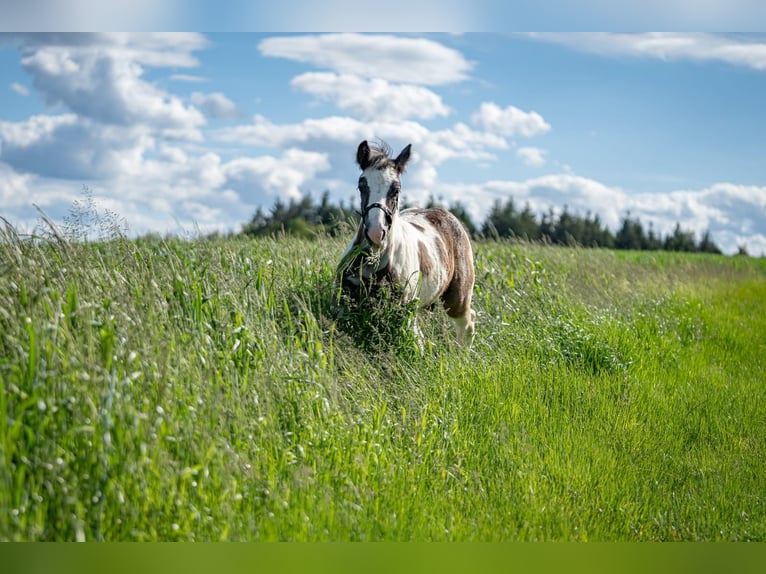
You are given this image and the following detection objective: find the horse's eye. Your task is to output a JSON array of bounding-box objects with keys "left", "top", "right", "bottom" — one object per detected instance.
[{"left": 388, "top": 182, "right": 400, "bottom": 198}]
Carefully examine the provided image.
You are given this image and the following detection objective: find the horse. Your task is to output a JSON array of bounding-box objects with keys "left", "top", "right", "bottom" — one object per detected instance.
[{"left": 336, "top": 140, "right": 476, "bottom": 346}]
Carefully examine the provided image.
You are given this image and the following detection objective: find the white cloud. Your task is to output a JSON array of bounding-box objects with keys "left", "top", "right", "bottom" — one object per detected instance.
[
  {"left": 5, "top": 33, "right": 207, "bottom": 132},
  {"left": 524, "top": 33, "right": 766, "bottom": 71},
  {"left": 216, "top": 114, "right": 373, "bottom": 148},
  {"left": 133, "top": 150, "right": 226, "bottom": 194},
  {"left": 213, "top": 111, "right": 513, "bottom": 213},
  {"left": 0, "top": 114, "right": 155, "bottom": 180},
  {"left": 224, "top": 148, "right": 331, "bottom": 201},
  {"left": 171, "top": 74, "right": 208, "bottom": 83},
  {"left": 0, "top": 162, "right": 32, "bottom": 207},
  {"left": 1, "top": 145, "right": 323, "bottom": 238},
  {"left": 215, "top": 113, "right": 505, "bottom": 155},
  {"left": 258, "top": 33, "right": 473, "bottom": 85},
  {"left": 471, "top": 102, "right": 551, "bottom": 138},
  {"left": 516, "top": 146, "right": 547, "bottom": 167},
  {"left": 0, "top": 113, "right": 78, "bottom": 147},
  {"left": 633, "top": 183, "right": 766, "bottom": 241},
  {"left": 2, "top": 33, "right": 208, "bottom": 67},
  {"left": 440, "top": 175, "right": 766, "bottom": 254},
  {"left": 290, "top": 72, "right": 450, "bottom": 121},
  {"left": 21, "top": 48, "right": 205, "bottom": 130},
  {"left": 190, "top": 92, "right": 240, "bottom": 119},
  {"left": 10, "top": 82, "right": 29, "bottom": 96},
  {"left": 214, "top": 113, "right": 507, "bottom": 198}
]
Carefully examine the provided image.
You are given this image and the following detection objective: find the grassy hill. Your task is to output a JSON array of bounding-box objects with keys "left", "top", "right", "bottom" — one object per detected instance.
[{"left": 1, "top": 228, "right": 764, "bottom": 540}]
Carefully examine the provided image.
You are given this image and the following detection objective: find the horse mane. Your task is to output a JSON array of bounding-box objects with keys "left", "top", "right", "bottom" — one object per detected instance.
[{"left": 366, "top": 141, "right": 396, "bottom": 170}]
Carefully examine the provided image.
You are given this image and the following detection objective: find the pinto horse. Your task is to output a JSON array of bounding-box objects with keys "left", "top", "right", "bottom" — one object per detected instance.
[{"left": 336, "top": 140, "right": 476, "bottom": 346}]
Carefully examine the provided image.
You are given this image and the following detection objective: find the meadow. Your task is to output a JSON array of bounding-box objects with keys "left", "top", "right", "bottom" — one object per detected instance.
[{"left": 1, "top": 220, "right": 764, "bottom": 541}]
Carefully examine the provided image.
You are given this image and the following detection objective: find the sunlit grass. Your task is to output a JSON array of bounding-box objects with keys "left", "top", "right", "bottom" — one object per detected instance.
[{"left": 1, "top": 224, "right": 764, "bottom": 540}]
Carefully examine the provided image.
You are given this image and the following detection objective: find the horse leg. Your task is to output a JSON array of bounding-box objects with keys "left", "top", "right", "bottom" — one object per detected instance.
[
  {"left": 450, "top": 307, "right": 476, "bottom": 347},
  {"left": 442, "top": 271, "right": 476, "bottom": 347}
]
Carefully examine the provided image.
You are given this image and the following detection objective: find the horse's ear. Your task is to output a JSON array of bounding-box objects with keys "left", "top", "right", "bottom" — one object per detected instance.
[
  {"left": 357, "top": 140, "right": 371, "bottom": 170},
  {"left": 394, "top": 144, "right": 412, "bottom": 174}
]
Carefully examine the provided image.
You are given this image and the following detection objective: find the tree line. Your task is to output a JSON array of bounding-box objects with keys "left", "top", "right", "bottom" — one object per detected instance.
[{"left": 241, "top": 191, "right": 724, "bottom": 254}]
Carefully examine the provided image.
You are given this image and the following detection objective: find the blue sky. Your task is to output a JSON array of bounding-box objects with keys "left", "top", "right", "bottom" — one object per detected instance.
[{"left": 1, "top": 32, "right": 765, "bottom": 253}]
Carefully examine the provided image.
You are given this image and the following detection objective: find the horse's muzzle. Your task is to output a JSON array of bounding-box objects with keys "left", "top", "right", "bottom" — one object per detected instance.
[{"left": 362, "top": 202, "right": 393, "bottom": 246}]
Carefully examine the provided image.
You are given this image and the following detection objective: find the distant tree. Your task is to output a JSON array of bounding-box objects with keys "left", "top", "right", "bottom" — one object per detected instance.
[
  {"left": 737, "top": 244, "right": 750, "bottom": 257},
  {"left": 482, "top": 198, "right": 516, "bottom": 239},
  {"left": 242, "top": 192, "right": 355, "bottom": 238},
  {"left": 240, "top": 190, "right": 730, "bottom": 256},
  {"left": 615, "top": 213, "right": 647, "bottom": 250},
  {"left": 664, "top": 223, "right": 697, "bottom": 252},
  {"left": 517, "top": 202, "right": 540, "bottom": 241},
  {"left": 425, "top": 194, "right": 441, "bottom": 209},
  {"left": 645, "top": 222, "right": 663, "bottom": 251},
  {"left": 697, "top": 229, "right": 722, "bottom": 254},
  {"left": 448, "top": 201, "right": 478, "bottom": 237},
  {"left": 552, "top": 206, "right": 583, "bottom": 246},
  {"left": 575, "top": 211, "right": 614, "bottom": 248},
  {"left": 539, "top": 208, "right": 556, "bottom": 244}
]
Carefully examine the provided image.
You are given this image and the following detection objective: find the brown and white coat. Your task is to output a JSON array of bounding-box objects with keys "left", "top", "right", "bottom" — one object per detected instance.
[{"left": 337, "top": 141, "right": 476, "bottom": 346}]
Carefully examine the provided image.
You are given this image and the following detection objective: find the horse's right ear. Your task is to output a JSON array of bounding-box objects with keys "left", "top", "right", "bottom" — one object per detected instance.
[{"left": 357, "top": 140, "right": 371, "bottom": 170}]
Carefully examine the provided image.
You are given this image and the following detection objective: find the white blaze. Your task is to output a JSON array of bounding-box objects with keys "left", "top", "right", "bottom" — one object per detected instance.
[{"left": 362, "top": 164, "right": 398, "bottom": 247}]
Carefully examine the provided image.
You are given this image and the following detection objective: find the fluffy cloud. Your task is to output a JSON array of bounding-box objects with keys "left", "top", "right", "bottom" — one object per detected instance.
[
  {"left": 516, "top": 146, "right": 547, "bottom": 167},
  {"left": 1, "top": 33, "right": 208, "bottom": 67},
  {"left": 190, "top": 92, "right": 240, "bottom": 119},
  {"left": 10, "top": 82, "right": 29, "bottom": 96},
  {"left": 224, "top": 148, "right": 331, "bottom": 201},
  {"left": 258, "top": 33, "right": 473, "bottom": 85},
  {"left": 290, "top": 72, "right": 450, "bottom": 121},
  {"left": 20, "top": 48, "right": 204, "bottom": 131},
  {"left": 3, "top": 33, "right": 207, "bottom": 133},
  {"left": 440, "top": 175, "right": 766, "bottom": 254},
  {"left": 1, "top": 145, "right": 330, "bottom": 238},
  {"left": 471, "top": 102, "right": 551, "bottom": 138},
  {"left": 215, "top": 113, "right": 505, "bottom": 155},
  {"left": 634, "top": 183, "right": 766, "bottom": 239},
  {"left": 0, "top": 113, "right": 78, "bottom": 147},
  {"left": 0, "top": 162, "right": 32, "bottom": 207},
  {"left": 0, "top": 114, "right": 154, "bottom": 180},
  {"left": 171, "top": 74, "right": 207, "bottom": 83},
  {"left": 214, "top": 113, "right": 507, "bottom": 196},
  {"left": 216, "top": 114, "right": 375, "bottom": 148},
  {"left": 524, "top": 33, "right": 766, "bottom": 70}
]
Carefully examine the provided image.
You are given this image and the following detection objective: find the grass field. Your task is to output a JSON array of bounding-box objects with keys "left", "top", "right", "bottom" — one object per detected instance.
[{"left": 1, "top": 223, "right": 764, "bottom": 541}]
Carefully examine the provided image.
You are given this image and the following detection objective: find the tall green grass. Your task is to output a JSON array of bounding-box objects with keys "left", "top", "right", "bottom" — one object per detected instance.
[{"left": 1, "top": 221, "right": 764, "bottom": 540}]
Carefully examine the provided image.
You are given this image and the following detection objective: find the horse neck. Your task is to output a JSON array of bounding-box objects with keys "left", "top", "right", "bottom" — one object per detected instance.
[{"left": 377, "top": 215, "right": 406, "bottom": 272}]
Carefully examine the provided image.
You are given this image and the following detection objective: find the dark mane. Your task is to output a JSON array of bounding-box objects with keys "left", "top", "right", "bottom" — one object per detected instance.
[{"left": 366, "top": 141, "right": 396, "bottom": 170}]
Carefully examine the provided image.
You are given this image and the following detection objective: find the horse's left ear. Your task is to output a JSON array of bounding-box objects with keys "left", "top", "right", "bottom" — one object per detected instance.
[{"left": 394, "top": 144, "right": 412, "bottom": 174}]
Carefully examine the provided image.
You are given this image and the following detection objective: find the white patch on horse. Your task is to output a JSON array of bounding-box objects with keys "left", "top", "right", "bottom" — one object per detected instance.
[{"left": 361, "top": 165, "right": 398, "bottom": 247}]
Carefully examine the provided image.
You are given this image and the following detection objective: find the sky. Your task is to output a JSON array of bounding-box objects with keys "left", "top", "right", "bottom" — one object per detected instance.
[{"left": 0, "top": 32, "right": 765, "bottom": 254}]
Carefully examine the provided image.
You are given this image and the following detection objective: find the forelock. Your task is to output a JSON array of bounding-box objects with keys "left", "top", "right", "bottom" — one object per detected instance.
[{"left": 365, "top": 142, "right": 397, "bottom": 171}]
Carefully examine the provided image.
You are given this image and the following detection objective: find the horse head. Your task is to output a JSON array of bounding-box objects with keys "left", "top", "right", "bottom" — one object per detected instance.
[{"left": 356, "top": 140, "right": 411, "bottom": 249}]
